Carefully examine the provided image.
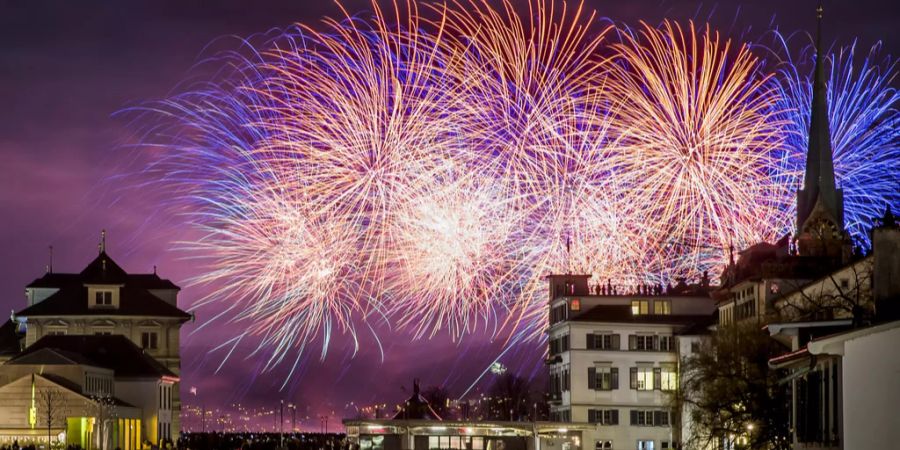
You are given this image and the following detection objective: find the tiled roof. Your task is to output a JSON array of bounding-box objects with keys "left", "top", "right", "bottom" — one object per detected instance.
[{"left": 13, "top": 334, "right": 176, "bottom": 379}]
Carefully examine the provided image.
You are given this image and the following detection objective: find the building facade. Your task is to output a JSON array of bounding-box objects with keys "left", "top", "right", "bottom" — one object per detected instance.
[
  {"left": 0, "top": 236, "right": 191, "bottom": 446},
  {"left": 545, "top": 274, "right": 715, "bottom": 450}
]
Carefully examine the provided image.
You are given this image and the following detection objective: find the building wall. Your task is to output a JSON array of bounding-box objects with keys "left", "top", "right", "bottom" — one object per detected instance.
[
  {"left": 774, "top": 258, "right": 873, "bottom": 322},
  {"left": 841, "top": 325, "right": 900, "bottom": 449},
  {"left": 551, "top": 322, "right": 686, "bottom": 450}
]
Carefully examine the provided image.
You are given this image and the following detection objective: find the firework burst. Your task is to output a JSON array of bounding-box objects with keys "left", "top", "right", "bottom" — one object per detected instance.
[
  {"left": 770, "top": 39, "right": 900, "bottom": 245},
  {"left": 604, "top": 20, "right": 791, "bottom": 279},
  {"left": 130, "top": 0, "right": 899, "bottom": 376}
]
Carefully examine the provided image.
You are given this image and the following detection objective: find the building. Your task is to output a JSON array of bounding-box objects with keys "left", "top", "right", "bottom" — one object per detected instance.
[
  {"left": 716, "top": 7, "right": 900, "bottom": 449},
  {"left": 545, "top": 274, "right": 716, "bottom": 450},
  {"left": 344, "top": 419, "right": 590, "bottom": 450},
  {"left": 0, "top": 335, "right": 178, "bottom": 449},
  {"left": 768, "top": 319, "right": 900, "bottom": 449},
  {"left": 0, "top": 233, "right": 191, "bottom": 446}
]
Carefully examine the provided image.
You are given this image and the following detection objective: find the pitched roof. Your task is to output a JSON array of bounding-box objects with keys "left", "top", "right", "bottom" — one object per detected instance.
[
  {"left": 571, "top": 304, "right": 712, "bottom": 326},
  {"left": 14, "top": 335, "right": 177, "bottom": 379},
  {"left": 18, "top": 251, "right": 189, "bottom": 320},
  {"left": 28, "top": 253, "right": 180, "bottom": 291},
  {"left": 16, "top": 284, "right": 191, "bottom": 319}
]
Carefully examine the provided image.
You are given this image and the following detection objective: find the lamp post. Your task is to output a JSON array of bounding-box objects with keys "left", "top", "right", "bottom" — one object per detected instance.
[{"left": 288, "top": 403, "right": 297, "bottom": 432}]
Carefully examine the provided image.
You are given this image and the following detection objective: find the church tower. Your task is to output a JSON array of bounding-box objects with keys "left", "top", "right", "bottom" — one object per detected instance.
[{"left": 795, "top": 5, "right": 851, "bottom": 260}]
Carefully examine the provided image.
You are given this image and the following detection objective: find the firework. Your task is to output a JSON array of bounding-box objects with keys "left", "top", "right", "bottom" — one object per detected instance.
[
  {"left": 770, "top": 39, "right": 900, "bottom": 245},
  {"left": 131, "top": 0, "right": 897, "bottom": 375},
  {"left": 603, "top": 20, "right": 791, "bottom": 279}
]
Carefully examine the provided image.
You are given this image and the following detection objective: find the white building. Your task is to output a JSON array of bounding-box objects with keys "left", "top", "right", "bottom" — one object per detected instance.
[
  {"left": 768, "top": 320, "right": 900, "bottom": 449},
  {"left": 0, "top": 234, "right": 191, "bottom": 446},
  {"left": 545, "top": 274, "right": 716, "bottom": 450},
  {"left": 0, "top": 335, "right": 177, "bottom": 449}
]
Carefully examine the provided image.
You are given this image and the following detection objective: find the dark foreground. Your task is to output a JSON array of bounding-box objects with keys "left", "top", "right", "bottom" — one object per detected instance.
[{"left": 178, "top": 432, "right": 348, "bottom": 450}]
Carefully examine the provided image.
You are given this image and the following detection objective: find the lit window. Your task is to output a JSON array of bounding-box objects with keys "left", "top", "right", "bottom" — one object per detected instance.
[
  {"left": 660, "top": 366, "right": 677, "bottom": 391},
  {"left": 638, "top": 440, "right": 655, "bottom": 450},
  {"left": 570, "top": 299, "right": 581, "bottom": 311},
  {"left": 636, "top": 367, "right": 653, "bottom": 390},
  {"left": 653, "top": 300, "right": 671, "bottom": 315},
  {"left": 631, "top": 300, "right": 649, "bottom": 315}
]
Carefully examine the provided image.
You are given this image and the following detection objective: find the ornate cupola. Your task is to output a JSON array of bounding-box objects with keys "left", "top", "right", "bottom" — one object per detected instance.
[{"left": 795, "top": 5, "right": 851, "bottom": 260}]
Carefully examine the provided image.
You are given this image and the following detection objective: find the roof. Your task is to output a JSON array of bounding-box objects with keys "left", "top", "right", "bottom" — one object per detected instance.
[
  {"left": 571, "top": 304, "right": 713, "bottom": 326},
  {"left": 392, "top": 380, "right": 442, "bottom": 420},
  {"left": 807, "top": 319, "right": 900, "bottom": 355},
  {"left": 18, "top": 251, "right": 189, "bottom": 319},
  {"left": 12, "top": 334, "right": 177, "bottom": 379},
  {"left": 768, "top": 320, "right": 900, "bottom": 368},
  {"left": 28, "top": 252, "right": 180, "bottom": 291},
  {"left": 16, "top": 284, "right": 190, "bottom": 319}
]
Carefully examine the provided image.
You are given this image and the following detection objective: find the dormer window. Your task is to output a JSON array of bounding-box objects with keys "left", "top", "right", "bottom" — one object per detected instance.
[
  {"left": 95, "top": 290, "right": 113, "bottom": 306},
  {"left": 86, "top": 285, "right": 121, "bottom": 309}
]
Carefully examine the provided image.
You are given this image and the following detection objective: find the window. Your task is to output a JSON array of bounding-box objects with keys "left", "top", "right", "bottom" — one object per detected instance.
[
  {"left": 630, "top": 335, "right": 656, "bottom": 351},
  {"left": 630, "top": 410, "right": 669, "bottom": 427},
  {"left": 839, "top": 279, "right": 849, "bottom": 289},
  {"left": 631, "top": 300, "right": 649, "bottom": 315},
  {"left": 631, "top": 366, "right": 654, "bottom": 390},
  {"left": 588, "top": 409, "right": 619, "bottom": 425},
  {"left": 658, "top": 335, "right": 675, "bottom": 352},
  {"left": 95, "top": 290, "right": 113, "bottom": 306},
  {"left": 570, "top": 299, "right": 581, "bottom": 311},
  {"left": 595, "top": 441, "right": 613, "bottom": 450},
  {"left": 637, "top": 440, "right": 654, "bottom": 450},
  {"left": 691, "top": 341, "right": 700, "bottom": 353},
  {"left": 660, "top": 366, "right": 677, "bottom": 391},
  {"left": 587, "top": 333, "right": 620, "bottom": 350},
  {"left": 141, "top": 331, "right": 159, "bottom": 350},
  {"left": 588, "top": 366, "right": 619, "bottom": 390},
  {"left": 653, "top": 300, "right": 671, "bottom": 315}
]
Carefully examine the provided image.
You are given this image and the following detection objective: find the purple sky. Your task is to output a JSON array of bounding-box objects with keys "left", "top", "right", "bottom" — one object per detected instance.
[{"left": 1, "top": 0, "right": 896, "bottom": 431}]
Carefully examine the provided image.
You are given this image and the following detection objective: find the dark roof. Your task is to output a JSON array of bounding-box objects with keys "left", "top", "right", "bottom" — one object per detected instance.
[
  {"left": 28, "top": 252, "right": 180, "bottom": 290},
  {"left": 392, "top": 380, "right": 442, "bottom": 420},
  {"left": 13, "top": 334, "right": 176, "bottom": 379},
  {"left": 0, "top": 320, "right": 24, "bottom": 356},
  {"left": 16, "top": 284, "right": 190, "bottom": 319},
  {"left": 571, "top": 304, "right": 713, "bottom": 326},
  {"left": 18, "top": 251, "right": 189, "bottom": 319},
  {"left": 675, "top": 312, "right": 717, "bottom": 336}
]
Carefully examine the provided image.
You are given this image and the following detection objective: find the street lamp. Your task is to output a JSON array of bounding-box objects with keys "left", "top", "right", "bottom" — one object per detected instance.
[{"left": 288, "top": 403, "right": 298, "bottom": 432}]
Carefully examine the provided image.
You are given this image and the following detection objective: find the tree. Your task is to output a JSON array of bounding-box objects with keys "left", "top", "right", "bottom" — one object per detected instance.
[
  {"left": 421, "top": 385, "right": 453, "bottom": 419},
  {"left": 776, "top": 257, "right": 874, "bottom": 327},
  {"left": 680, "top": 323, "right": 790, "bottom": 450},
  {"left": 483, "top": 373, "right": 537, "bottom": 421},
  {"left": 37, "top": 386, "right": 68, "bottom": 449},
  {"left": 88, "top": 393, "right": 118, "bottom": 450}
]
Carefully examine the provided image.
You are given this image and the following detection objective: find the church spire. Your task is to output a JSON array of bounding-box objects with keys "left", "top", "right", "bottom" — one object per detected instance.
[{"left": 797, "top": 2, "right": 843, "bottom": 233}]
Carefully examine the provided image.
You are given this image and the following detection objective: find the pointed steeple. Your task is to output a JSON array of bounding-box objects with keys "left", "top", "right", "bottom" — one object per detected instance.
[{"left": 797, "top": 2, "right": 844, "bottom": 234}]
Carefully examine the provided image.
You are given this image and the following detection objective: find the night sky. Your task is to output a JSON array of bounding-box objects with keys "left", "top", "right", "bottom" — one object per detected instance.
[{"left": 1, "top": 0, "right": 896, "bottom": 431}]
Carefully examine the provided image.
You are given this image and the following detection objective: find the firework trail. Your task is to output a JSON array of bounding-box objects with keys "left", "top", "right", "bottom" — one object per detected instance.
[
  {"left": 604, "top": 20, "right": 790, "bottom": 278},
  {"left": 769, "top": 38, "right": 900, "bottom": 245},
  {"left": 130, "top": 0, "right": 899, "bottom": 380}
]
